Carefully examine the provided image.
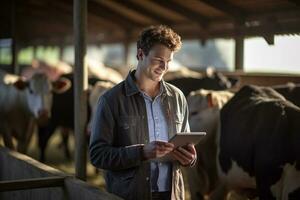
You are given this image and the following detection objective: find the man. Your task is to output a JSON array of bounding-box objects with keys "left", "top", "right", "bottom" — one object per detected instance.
[{"left": 89, "top": 25, "right": 196, "bottom": 200}]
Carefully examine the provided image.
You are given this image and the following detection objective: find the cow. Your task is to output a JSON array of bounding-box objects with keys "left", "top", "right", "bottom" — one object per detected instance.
[
  {"left": 186, "top": 89, "right": 234, "bottom": 200},
  {"left": 22, "top": 59, "right": 72, "bottom": 81},
  {"left": 0, "top": 72, "right": 70, "bottom": 153},
  {"left": 186, "top": 85, "right": 300, "bottom": 200},
  {"left": 20, "top": 59, "right": 122, "bottom": 161},
  {"left": 37, "top": 74, "right": 115, "bottom": 162},
  {"left": 166, "top": 67, "right": 236, "bottom": 96},
  {"left": 273, "top": 83, "right": 300, "bottom": 108},
  {"left": 163, "top": 66, "right": 202, "bottom": 81}
]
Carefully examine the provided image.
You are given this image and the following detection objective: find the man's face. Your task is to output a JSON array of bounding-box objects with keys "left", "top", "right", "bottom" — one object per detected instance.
[{"left": 138, "top": 44, "right": 173, "bottom": 82}]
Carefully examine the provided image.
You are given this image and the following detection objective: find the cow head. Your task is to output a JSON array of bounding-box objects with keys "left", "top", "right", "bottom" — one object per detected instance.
[
  {"left": 187, "top": 89, "right": 234, "bottom": 137},
  {"left": 14, "top": 73, "right": 71, "bottom": 125}
]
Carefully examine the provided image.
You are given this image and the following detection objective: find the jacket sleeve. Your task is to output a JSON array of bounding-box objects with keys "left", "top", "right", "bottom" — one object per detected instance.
[
  {"left": 89, "top": 96, "right": 144, "bottom": 171},
  {"left": 181, "top": 95, "right": 190, "bottom": 133}
]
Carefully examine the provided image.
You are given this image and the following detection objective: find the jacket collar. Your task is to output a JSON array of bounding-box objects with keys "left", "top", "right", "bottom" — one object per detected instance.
[
  {"left": 124, "top": 69, "right": 172, "bottom": 97},
  {"left": 125, "top": 69, "right": 140, "bottom": 96}
]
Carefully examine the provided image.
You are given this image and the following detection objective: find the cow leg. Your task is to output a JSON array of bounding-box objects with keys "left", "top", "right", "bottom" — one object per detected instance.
[
  {"left": 60, "top": 127, "right": 71, "bottom": 160},
  {"left": 38, "top": 123, "right": 56, "bottom": 162},
  {"left": 255, "top": 168, "right": 280, "bottom": 200},
  {"left": 209, "top": 182, "right": 227, "bottom": 200},
  {"left": 2, "top": 127, "right": 15, "bottom": 150},
  {"left": 272, "top": 163, "right": 300, "bottom": 200},
  {"left": 185, "top": 166, "right": 208, "bottom": 200},
  {"left": 17, "top": 118, "right": 35, "bottom": 154}
]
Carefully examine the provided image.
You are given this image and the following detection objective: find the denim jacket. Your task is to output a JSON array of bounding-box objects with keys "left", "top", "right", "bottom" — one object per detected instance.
[{"left": 89, "top": 70, "right": 190, "bottom": 200}]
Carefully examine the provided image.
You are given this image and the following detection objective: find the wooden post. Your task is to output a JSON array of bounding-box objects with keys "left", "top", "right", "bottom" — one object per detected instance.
[
  {"left": 235, "top": 36, "right": 244, "bottom": 71},
  {"left": 73, "top": 0, "right": 87, "bottom": 180},
  {"left": 123, "top": 32, "right": 131, "bottom": 66},
  {"left": 58, "top": 41, "right": 65, "bottom": 61},
  {"left": 124, "top": 41, "right": 129, "bottom": 66},
  {"left": 33, "top": 45, "right": 38, "bottom": 59},
  {"left": 11, "top": 0, "right": 19, "bottom": 74}
]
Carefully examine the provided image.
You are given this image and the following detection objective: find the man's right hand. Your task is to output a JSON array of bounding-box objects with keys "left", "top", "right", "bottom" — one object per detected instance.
[{"left": 142, "top": 141, "right": 174, "bottom": 160}]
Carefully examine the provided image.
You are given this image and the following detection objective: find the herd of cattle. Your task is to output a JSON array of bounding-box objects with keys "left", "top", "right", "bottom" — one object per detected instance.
[{"left": 0, "top": 61, "right": 299, "bottom": 200}]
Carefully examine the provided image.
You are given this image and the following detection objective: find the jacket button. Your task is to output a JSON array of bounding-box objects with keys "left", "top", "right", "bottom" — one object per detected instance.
[{"left": 146, "top": 177, "right": 149, "bottom": 181}]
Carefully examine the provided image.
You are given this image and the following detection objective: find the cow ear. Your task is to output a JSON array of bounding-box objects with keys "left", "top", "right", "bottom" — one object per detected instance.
[
  {"left": 13, "top": 79, "right": 29, "bottom": 90},
  {"left": 207, "top": 93, "right": 214, "bottom": 108},
  {"left": 52, "top": 77, "right": 71, "bottom": 94}
]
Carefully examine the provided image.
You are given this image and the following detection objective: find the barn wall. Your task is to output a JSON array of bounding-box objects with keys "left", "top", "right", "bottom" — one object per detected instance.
[{"left": 0, "top": 147, "right": 121, "bottom": 200}]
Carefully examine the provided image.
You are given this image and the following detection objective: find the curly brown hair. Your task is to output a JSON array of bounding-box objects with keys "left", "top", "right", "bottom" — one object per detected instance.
[{"left": 137, "top": 25, "right": 182, "bottom": 55}]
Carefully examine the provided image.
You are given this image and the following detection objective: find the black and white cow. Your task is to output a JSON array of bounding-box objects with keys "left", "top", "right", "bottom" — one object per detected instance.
[
  {"left": 186, "top": 85, "right": 300, "bottom": 200},
  {"left": 0, "top": 72, "right": 70, "bottom": 153},
  {"left": 37, "top": 74, "right": 115, "bottom": 162},
  {"left": 273, "top": 83, "right": 300, "bottom": 108},
  {"left": 166, "top": 68, "right": 236, "bottom": 96}
]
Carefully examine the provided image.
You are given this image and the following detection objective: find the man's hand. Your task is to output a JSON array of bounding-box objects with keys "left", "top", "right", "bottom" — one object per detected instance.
[
  {"left": 143, "top": 141, "right": 174, "bottom": 160},
  {"left": 171, "top": 143, "right": 196, "bottom": 166}
]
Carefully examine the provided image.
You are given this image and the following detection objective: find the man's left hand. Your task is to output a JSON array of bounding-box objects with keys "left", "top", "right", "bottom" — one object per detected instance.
[{"left": 170, "top": 143, "right": 196, "bottom": 166}]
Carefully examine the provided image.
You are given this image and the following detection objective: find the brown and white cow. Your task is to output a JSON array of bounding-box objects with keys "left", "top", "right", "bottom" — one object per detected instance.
[
  {"left": 186, "top": 85, "right": 300, "bottom": 200},
  {"left": 0, "top": 72, "right": 70, "bottom": 153}
]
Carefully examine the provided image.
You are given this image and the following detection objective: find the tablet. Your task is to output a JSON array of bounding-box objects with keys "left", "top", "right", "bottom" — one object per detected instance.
[{"left": 168, "top": 132, "right": 206, "bottom": 148}]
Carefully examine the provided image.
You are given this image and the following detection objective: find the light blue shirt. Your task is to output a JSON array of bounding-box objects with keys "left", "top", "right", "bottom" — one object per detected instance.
[{"left": 141, "top": 86, "right": 172, "bottom": 192}]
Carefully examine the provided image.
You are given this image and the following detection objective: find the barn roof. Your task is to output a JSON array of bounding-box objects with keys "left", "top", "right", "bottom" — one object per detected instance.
[{"left": 1, "top": 0, "right": 300, "bottom": 45}]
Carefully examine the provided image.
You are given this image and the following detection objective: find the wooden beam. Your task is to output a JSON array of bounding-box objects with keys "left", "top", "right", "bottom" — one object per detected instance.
[
  {"left": 111, "top": 0, "right": 173, "bottom": 25},
  {"left": 52, "top": 0, "right": 119, "bottom": 30},
  {"left": 288, "top": 0, "right": 300, "bottom": 7},
  {"left": 11, "top": 0, "right": 19, "bottom": 75},
  {"left": 0, "top": 176, "right": 66, "bottom": 192},
  {"left": 74, "top": 0, "right": 88, "bottom": 181},
  {"left": 18, "top": 1, "right": 72, "bottom": 26},
  {"left": 199, "top": 0, "right": 246, "bottom": 24},
  {"left": 89, "top": 0, "right": 144, "bottom": 29},
  {"left": 152, "top": 0, "right": 209, "bottom": 28}
]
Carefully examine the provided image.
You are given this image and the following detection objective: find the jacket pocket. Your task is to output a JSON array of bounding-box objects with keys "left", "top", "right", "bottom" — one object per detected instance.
[
  {"left": 117, "top": 116, "right": 139, "bottom": 145},
  {"left": 110, "top": 169, "right": 136, "bottom": 199}
]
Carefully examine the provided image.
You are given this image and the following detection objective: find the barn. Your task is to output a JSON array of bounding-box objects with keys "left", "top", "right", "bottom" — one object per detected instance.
[{"left": 0, "top": 1, "right": 300, "bottom": 200}]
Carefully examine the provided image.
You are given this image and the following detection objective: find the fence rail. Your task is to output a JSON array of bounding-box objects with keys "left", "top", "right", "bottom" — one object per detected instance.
[{"left": 0, "top": 176, "right": 67, "bottom": 192}]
